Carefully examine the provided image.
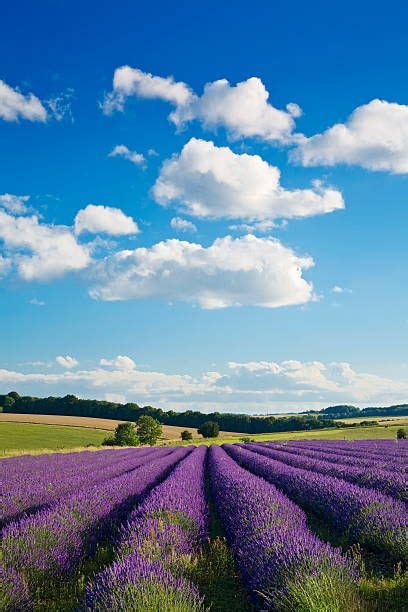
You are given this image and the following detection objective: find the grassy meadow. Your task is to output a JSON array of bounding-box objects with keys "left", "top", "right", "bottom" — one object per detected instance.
[{"left": 0, "top": 413, "right": 406, "bottom": 457}]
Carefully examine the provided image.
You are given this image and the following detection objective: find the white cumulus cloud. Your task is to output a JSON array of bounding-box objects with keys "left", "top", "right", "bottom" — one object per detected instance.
[
  {"left": 89, "top": 234, "right": 315, "bottom": 309},
  {"left": 108, "top": 144, "right": 146, "bottom": 166},
  {"left": 170, "top": 217, "right": 197, "bottom": 232},
  {"left": 0, "top": 80, "right": 48, "bottom": 122},
  {"left": 153, "top": 138, "right": 344, "bottom": 221},
  {"left": 172, "top": 76, "right": 301, "bottom": 142},
  {"left": 56, "top": 355, "right": 79, "bottom": 369},
  {"left": 0, "top": 208, "right": 91, "bottom": 280},
  {"left": 102, "top": 67, "right": 300, "bottom": 143},
  {"left": 101, "top": 66, "right": 193, "bottom": 114},
  {"left": 74, "top": 204, "right": 140, "bottom": 236},
  {"left": 99, "top": 355, "right": 136, "bottom": 370},
  {"left": 292, "top": 99, "right": 408, "bottom": 174}
]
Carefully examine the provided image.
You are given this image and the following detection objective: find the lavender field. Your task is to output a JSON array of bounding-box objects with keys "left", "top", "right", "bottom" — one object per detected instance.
[{"left": 1, "top": 440, "right": 407, "bottom": 611}]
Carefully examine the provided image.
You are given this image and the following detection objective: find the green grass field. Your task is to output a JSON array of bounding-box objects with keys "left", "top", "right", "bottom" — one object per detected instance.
[
  {"left": 0, "top": 422, "right": 107, "bottom": 456},
  {"left": 0, "top": 420, "right": 405, "bottom": 457},
  {"left": 171, "top": 423, "right": 405, "bottom": 446}
]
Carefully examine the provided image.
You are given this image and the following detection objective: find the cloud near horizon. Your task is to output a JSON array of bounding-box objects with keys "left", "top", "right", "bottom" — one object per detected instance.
[
  {"left": 0, "top": 357, "right": 407, "bottom": 414},
  {"left": 56, "top": 355, "right": 79, "bottom": 369}
]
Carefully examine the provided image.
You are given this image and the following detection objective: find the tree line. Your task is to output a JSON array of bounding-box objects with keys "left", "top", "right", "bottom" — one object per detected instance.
[
  {"left": 0, "top": 391, "right": 348, "bottom": 434},
  {"left": 305, "top": 403, "right": 408, "bottom": 419}
]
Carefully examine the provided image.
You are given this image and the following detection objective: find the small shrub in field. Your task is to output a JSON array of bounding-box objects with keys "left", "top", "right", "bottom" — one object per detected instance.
[
  {"left": 105, "top": 422, "right": 139, "bottom": 446},
  {"left": 102, "top": 436, "right": 117, "bottom": 446},
  {"left": 240, "top": 437, "right": 255, "bottom": 443},
  {"left": 198, "top": 421, "right": 219, "bottom": 438},
  {"left": 396, "top": 428, "right": 406, "bottom": 439},
  {"left": 181, "top": 430, "right": 193, "bottom": 441}
]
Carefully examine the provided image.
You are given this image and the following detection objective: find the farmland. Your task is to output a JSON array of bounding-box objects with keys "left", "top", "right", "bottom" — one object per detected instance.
[
  {"left": 0, "top": 414, "right": 243, "bottom": 456},
  {"left": 0, "top": 417, "right": 406, "bottom": 458},
  {"left": 1, "top": 439, "right": 407, "bottom": 611}
]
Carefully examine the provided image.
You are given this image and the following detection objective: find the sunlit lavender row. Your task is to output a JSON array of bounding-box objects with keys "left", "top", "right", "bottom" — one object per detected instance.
[{"left": 1, "top": 439, "right": 407, "bottom": 610}]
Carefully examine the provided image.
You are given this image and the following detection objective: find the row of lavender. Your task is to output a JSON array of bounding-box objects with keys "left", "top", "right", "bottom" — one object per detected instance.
[
  {"left": 241, "top": 441, "right": 408, "bottom": 501},
  {"left": 1, "top": 441, "right": 407, "bottom": 610},
  {"left": 209, "top": 445, "right": 361, "bottom": 610},
  {"left": 86, "top": 445, "right": 209, "bottom": 610},
  {"left": 226, "top": 444, "right": 408, "bottom": 561},
  {"left": 1, "top": 446, "right": 192, "bottom": 608},
  {"left": 1, "top": 447, "right": 161, "bottom": 527},
  {"left": 274, "top": 440, "right": 408, "bottom": 471},
  {"left": 87, "top": 445, "right": 365, "bottom": 610},
  {"left": 292, "top": 438, "right": 408, "bottom": 457},
  {"left": 286, "top": 439, "right": 408, "bottom": 466}
]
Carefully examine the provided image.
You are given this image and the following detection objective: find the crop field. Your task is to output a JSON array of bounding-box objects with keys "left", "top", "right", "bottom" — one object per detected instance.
[
  {"left": 0, "top": 415, "right": 242, "bottom": 456},
  {"left": 1, "top": 439, "right": 407, "bottom": 611},
  {"left": 1, "top": 414, "right": 406, "bottom": 459}
]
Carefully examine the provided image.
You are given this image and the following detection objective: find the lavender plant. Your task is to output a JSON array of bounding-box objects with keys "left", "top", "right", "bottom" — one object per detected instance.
[
  {"left": 86, "top": 446, "right": 209, "bottom": 610},
  {"left": 1, "top": 447, "right": 159, "bottom": 527},
  {"left": 225, "top": 444, "right": 408, "bottom": 562},
  {"left": 209, "top": 445, "right": 360, "bottom": 611},
  {"left": 1, "top": 447, "right": 191, "bottom": 596},
  {"left": 245, "top": 442, "right": 407, "bottom": 501}
]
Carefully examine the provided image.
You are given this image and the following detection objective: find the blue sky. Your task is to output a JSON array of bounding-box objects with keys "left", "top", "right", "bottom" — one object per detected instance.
[{"left": 0, "top": 0, "right": 407, "bottom": 413}]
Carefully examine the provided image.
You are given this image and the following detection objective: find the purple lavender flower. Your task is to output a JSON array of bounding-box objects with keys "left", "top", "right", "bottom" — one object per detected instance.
[
  {"left": 85, "top": 552, "right": 206, "bottom": 611},
  {"left": 264, "top": 440, "right": 407, "bottom": 473},
  {"left": 225, "top": 443, "right": 408, "bottom": 562},
  {"left": 209, "top": 445, "right": 359, "bottom": 610},
  {"left": 244, "top": 442, "right": 407, "bottom": 501},
  {"left": 86, "top": 447, "right": 209, "bottom": 611},
  {"left": 1, "top": 447, "right": 159, "bottom": 527},
  {"left": 1, "top": 447, "right": 191, "bottom": 592},
  {"left": 0, "top": 563, "right": 32, "bottom": 611}
]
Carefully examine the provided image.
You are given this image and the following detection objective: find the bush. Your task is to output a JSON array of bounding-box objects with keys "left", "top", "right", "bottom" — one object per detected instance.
[
  {"left": 181, "top": 430, "right": 193, "bottom": 441},
  {"left": 102, "top": 436, "right": 117, "bottom": 446},
  {"left": 198, "top": 421, "right": 220, "bottom": 438},
  {"left": 136, "top": 415, "right": 163, "bottom": 445},
  {"left": 240, "top": 437, "right": 255, "bottom": 443},
  {"left": 103, "top": 422, "right": 139, "bottom": 447},
  {"left": 397, "top": 428, "right": 407, "bottom": 439}
]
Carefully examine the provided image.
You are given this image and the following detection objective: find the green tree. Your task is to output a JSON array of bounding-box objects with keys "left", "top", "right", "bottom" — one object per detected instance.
[
  {"left": 198, "top": 421, "right": 220, "bottom": 438},
  {"left": 181, "top": 430, "right": 193, "bottom": 441},
  {"left": 7, "top": 391, "right": 20, "bottom": 401},
  {"left": 397, "top": 428, "right": 407, "bottom": 439},
  {"left": 3, "top": 396, "right": 16, "bottom": 409},
  {"left": 108, "top": 422, "right": 140, "bottom": 446},
  {"left": 136, "top": 415, "right": 162, "bottom": 445}
]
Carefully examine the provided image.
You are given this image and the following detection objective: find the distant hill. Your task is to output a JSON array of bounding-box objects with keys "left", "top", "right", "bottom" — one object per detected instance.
[{"left": 305, "top": 404, "right": 408, "bottom": 419}]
